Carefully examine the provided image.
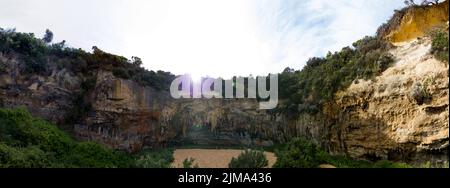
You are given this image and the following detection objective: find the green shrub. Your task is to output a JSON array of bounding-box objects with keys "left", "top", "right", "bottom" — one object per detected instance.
[
  {"left": 113, "top": 67, "right": 131, "bottom": 79},
  {"left": 228, "top": 149, "right": 269, "bottom": 168},
  {"left": 0, "top": 143, "right": 50, "bottom": 168},
  {"left": 1, "top": 28, "right": 175, "bottom": 91},
  {"left": 410, "top": 82, "right": 431, "bottom": 105},
  {"left": 0, "top": 108, "right": 133, "bottom": 168},
  {"left": 22, "top": 56, "right": 47, "bottom": 75},
  {"left": 430, "top": 30, "right": 449, "bottom": 63},
  {"left": 183, "top": 157, "right": 199, "bottom": 168},
  {"left": 0, "top": 29, "right": 49, "bottom": 75},
  {"left": 377, "top": 53, "right": 395, "bottom": 72},
  {"left": 273, "top": 137, "right": 412, "bottom": 168},
  {"left": 65, "top": 76, "right": 97, "bottom": 125},
  {"left": 418, "top": 161, "right": 449, "bottom": 168},
  {"left": 43, "top": 29, "right": 53, "bottom": 44},
  {"left": 0, "top": 60, "right": 6, "bottom": 73},
  {"left": 317, "top": 152, "right": 410, "bottom": 168},
  {"left": 277, "top": 36, "right": 394, "bottom": 117},
  {"left": 372, "top": 160, "right": 411, "bottom": 168},
  {"left": 134, "top": 148, "right": 174, "bottom": 168},
  {"left": 273, "top": 138, "right": 320, "bottom": 168},
  {"left": 64, "top": 91, "right": 92, "bottom": 124},
  {"left": 315, "top": 151, "right": 373, "bottom": 168},
  {"left": 60, "top": 142, "right": 132, "bottom": 168}
]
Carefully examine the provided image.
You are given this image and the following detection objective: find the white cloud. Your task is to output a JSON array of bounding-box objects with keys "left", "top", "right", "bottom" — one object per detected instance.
[
  {"left": 0, "top": 0, "right": 404, "bottom": 78},
  {"left": 253, "top": 0, "right": 404, "bottom": 72}
]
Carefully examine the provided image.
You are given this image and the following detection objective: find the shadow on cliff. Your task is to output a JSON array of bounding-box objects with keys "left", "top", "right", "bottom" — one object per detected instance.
[{"left": 327, "top": 111, "right": 448, "bottom": 164}]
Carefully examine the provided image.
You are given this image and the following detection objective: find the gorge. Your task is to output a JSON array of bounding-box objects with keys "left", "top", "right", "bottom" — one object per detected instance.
[{"left": 0, "top": 1, "right": 449, "bottom": 167}]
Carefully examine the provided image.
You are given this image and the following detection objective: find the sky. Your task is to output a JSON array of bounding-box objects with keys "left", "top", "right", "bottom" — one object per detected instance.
[{"left": 0, "top": 0, "right": 404, "bottom": 79}]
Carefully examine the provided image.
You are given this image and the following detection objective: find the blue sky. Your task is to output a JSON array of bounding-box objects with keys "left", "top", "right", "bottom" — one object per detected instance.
[{"left": 0, "top": 0, "right": 404, "bottom": 78}]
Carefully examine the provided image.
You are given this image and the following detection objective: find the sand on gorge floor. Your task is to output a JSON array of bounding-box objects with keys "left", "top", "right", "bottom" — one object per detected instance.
[{"left": 171, "top": 149, "right": 277, "bottom": 168}]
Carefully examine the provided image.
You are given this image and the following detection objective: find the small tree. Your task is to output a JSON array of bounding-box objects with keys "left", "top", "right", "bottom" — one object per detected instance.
[
  {"left": 377, "top": 53, "right": 395, "bottom": 73},
  {"left": 228, "top": 150, "right": 269, "bottom": 168},
  {"left": 410, "top": 82, "right": 431, "bottom": 105},
  {"left": 429, "top": 28, "right": 449, "bottom": 63},
  {"left": 183, "top": 157, "right": 199, "bottom": 168},
  {"left": 131, "top": 56, "right": 143, "bottom": 67},
  {"left": 404, "top": 0, "right": 442, "bottom": 6},
  {"left": 43, "top": 29, "right": 53, "bottom": 43},
  {"left": 273, "top": 138, "right": 320, "bottom": 168}
]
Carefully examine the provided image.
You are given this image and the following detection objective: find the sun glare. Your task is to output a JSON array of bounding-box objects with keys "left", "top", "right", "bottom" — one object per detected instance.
[{"left": 190, "top": 73, "right": 203, "bottom": 84}]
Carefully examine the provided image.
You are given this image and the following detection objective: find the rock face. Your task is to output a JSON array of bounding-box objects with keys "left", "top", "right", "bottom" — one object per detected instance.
[
  {"left": 0, "top": 53, "right": 316, "bottom": 153},
  {"left": 71, "top": 38, "right": 449, "bottom": 163},
  {"left": 1, "top": 38, "right": 448, "bottom": 163},
  {"left": 327, "top": 39, "right": 449, "bottom": 163},
  {"left": 74, "top": 71, "right": 285, "bottom": 152},
  {"left": 0, "top": 55, "right": 81, "bottom": 125}
]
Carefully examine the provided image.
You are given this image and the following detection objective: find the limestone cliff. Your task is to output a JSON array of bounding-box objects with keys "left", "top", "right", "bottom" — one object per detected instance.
[
  {"left": 72, "top": 38, "right": 449, "bottom": 163},
  {"left": 1, "top": 1, "right": 448, "bottom": 164},
  {"left": 0, "top": 54, "right": 81, "bottom": 125},
  {"left": 1, "top": 37, "right": 447, "bottom": 163},
  {"left": 327, "top": 39, "right": 448, "bottom": 163},
  {"left": 75, "top": 71, "right": 285, "bottom": 152}
]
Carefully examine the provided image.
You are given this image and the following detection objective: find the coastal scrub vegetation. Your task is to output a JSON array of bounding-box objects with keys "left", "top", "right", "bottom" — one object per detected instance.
[
  {"left": 228, "top": 149, "right": 269, "bottom": 168},
  {"left": 0, "top": 27, "right": 175, "bottom": 90},
  {"left": 277, "top": 36, "right": 395, "bottom": 117},
  {"left": 182, "top": 157, "right": 199, "bottom": 168},
  {"left": 133, "top": 148, "right": 175, "bottom": 168},
  {"left": 0, "top": 108, "right": 133, "bottom": 167},
  {"left": 1, "top": 27, "right": 175, "bottom": 125},
  {"left": 273, "top": 137, "right": 411, "bottom": 168},
  {"left": 0, "top": 108, "right": 177, "bottom": 168},
  {"left": 429, "top": 27, "right": 449, "bottom": 63}
]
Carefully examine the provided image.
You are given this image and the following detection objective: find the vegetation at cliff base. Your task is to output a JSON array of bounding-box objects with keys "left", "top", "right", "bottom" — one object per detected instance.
[
  {"left": 273, "top": 137, "right": 411, "bottom": 168},
  {"left": 228, "top": 149, "right": 269, "bottom": 168},
  {"left": 182, "top": 157, "right": 199, "bottom": 168},
  {"left": 0, "top": 108, "right": 133, "bottom": 167},
  {"left": 133, "top": 148, "right": 174, "bottom": 168},
  {"left": 273, "top": 138, "right": 320, "bottom": 168},
  {"left": 0, "top": 108, "right": 180, "bottom": 168}
]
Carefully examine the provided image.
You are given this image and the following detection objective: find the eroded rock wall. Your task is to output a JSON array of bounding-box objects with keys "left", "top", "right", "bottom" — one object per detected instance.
[
  {"left": 74, "top": 71, "right": 324, "bottom": 152},
  {"left": 327, "top": 39, "right": 448, "bottom": 163},
  {"left": 0, "top": 54, "right": 81, "bottom": 125}
]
